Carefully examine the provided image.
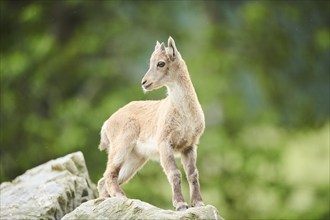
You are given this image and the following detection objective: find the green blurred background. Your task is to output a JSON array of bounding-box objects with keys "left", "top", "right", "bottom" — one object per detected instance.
[{"left": 0, "top": 0, "right": 329, "bottom": 219}]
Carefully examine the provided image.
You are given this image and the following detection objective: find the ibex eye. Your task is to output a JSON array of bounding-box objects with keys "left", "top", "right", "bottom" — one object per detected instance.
[{"left": 157, "top": 61, "right": 165, "bottom": 68}]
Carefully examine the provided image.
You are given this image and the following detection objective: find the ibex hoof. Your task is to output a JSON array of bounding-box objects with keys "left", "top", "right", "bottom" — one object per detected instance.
[
  {"left": 111, "top": 192, "right": 127, "bottom": 198},
  {"left": 192, "top": 201, "right": 205, "bottom": 207},
  {"left": 176, "top": 203, "right": 189, "bottom": 211}
]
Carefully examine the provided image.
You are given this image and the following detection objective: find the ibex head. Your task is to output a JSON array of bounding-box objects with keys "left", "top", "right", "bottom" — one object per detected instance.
[{"left": 141, "top": 36, "right": 182, "bottom": 93}]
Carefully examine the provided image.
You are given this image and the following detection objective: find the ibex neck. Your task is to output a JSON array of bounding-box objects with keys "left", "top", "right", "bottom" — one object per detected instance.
[{"left": 166, "top": 66, "right": 200, "bottom": 110}]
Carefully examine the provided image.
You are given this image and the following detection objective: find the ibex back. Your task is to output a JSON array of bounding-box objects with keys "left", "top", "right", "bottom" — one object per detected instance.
[{"left": 97, "top": 36, "right": 205, "bottom": 211}]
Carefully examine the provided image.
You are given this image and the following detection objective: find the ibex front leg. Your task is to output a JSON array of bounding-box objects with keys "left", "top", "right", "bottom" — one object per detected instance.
[
  {"left": 181, "top": 146, "right": 204, "bottom": 207},
  {"left": 159, "top": 144, "right": 188, "bottom": 211}
]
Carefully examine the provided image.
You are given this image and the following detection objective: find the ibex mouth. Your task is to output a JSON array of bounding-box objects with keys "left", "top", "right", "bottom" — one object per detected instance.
[
  {"left": 143, "top": 82, "right": 153, "bottom": 89},
  {"left": 142, "top": 82, "right": 153, "bottom": 93}
]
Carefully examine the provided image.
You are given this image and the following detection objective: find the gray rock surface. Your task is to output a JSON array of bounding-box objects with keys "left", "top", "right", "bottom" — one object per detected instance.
[
  {"left": 62, "top": 197, "right": 224, "bottom": 220},
  {"left": 0, "top": 151, "right": 97, "bottom": 220},
  {"left": 1, "top": 151, "right": 224, "bottom": 220}
]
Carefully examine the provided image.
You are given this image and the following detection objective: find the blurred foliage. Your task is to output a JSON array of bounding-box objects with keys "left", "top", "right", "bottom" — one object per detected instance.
[{"left": 0, "top": 0, "right": 329, "bottom": 219}]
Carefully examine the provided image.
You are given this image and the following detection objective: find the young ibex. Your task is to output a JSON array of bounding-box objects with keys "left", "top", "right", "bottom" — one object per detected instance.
[{"left": 97, "top": 37, "right": 205, "bottom": 211}]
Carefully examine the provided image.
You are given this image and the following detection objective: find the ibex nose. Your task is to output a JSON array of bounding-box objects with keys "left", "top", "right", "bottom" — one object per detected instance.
[{"left": 141, "top": 79, "right": 147, "bottom": 85}]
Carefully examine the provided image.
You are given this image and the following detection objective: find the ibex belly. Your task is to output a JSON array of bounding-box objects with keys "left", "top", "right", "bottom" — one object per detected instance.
[{"left": 135, "top": 138, "right": 159, "bottom": 160}]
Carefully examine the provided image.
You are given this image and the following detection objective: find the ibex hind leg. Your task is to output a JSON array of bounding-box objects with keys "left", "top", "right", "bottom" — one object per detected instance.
[
  {"left": 100, "top": 152, "right": 146, "bottom": 198},
  {"left": 104, "top": 146, "right": 134, "bottom": 197},
  {"left": 97, "top": 177, "right": 110, "bottom": 198},
  {"left": 103, "top": 119, "right": 140, "bottom": 198},
  {"left": 118, "top": 152, "right": 147, "bottom": 185}
]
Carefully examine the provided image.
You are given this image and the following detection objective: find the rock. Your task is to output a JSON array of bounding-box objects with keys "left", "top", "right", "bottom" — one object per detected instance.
[
  {"left": 0, "top": 151, "right": 97, "bottom": 220},
  {"left": 0, "top": 151, "right": 224, "bottom": 220},
  {"left": 62, "top": 197, "right": 224, "bottom": 220}
]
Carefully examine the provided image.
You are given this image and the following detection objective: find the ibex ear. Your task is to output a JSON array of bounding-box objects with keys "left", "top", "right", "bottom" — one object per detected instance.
[{"left": 167, "top": 36, "right": 178, "bottom": 61}]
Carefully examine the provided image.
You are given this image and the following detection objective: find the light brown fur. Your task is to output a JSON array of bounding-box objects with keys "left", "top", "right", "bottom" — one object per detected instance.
[{"left": 98, "top": 37, "right": 205, "bottom": 211}]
